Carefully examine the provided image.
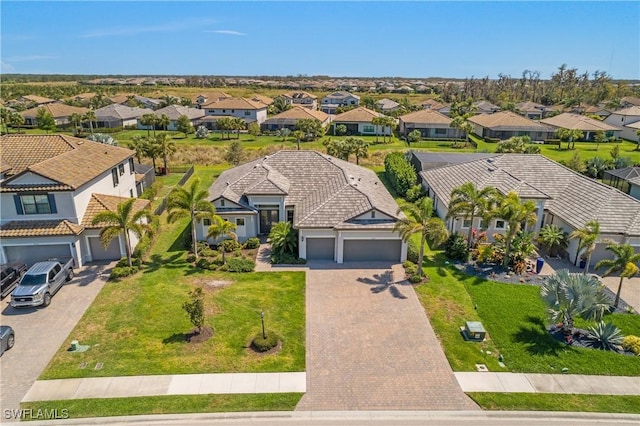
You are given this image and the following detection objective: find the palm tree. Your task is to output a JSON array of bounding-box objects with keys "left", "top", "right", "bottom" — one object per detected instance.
[
  {"left": 351, "top": 138, "right": 369, "bottom": 165},
  {"left": 140, "top": 113, "right": 157, "bottom": 137},
  {"left": 292, "top": 130, "right": 304, "bottom": 150},
  {"left": 595, "top": 243, "right": 640, "bottom": 308},
  {"left": 83, "top": 110, "right": 96, "bottom": 135},
  {"left": 569, "top": 220, "right": 600, "bottom": 275},
  {"left": 206, "top": 215, "right": 237, "bottom": 264},
  {"left": 154, "top": 133, "right": 176, "bottom": 174},
  {"left": 394, "top": 197, "right": 448, "bottom": 278},
  {"left": 231, "top": 117, "right": 245, "bottom": 139},
  {"left": 145, "top": 138, "right": 162, "bottom": 172},
  {"left": 128, "top": 135, "right": 147, "bottom": 164},
  {"left": 537, "top": 224, "right": 568, "bottom": 257},
  {"left": 495, "top": 191, "right": 538, "bottom": 267},
  {"left": 371, "top": 116, "right": 383, "bottom": 143},
  {"left": 450, "top": 116, "right": 473, "bottom": 147},
  {"left": 555, "top": 127, "right": 583, "bottom": 150},
  {"left": 69, "top": 112, "right": 83, "bottom": 135},
  {"left": 636, "top": 129, "right": 640, "bottom": 151},
  {"left": 167, "top": 178, "right": 215, "bottom": 259},
  {"left": 91, "top": 198, "right": 152, "bottom": 268},
  {"left": 447, "top": 183, "right": 498, "bottom": 248},
  {"left": 158, "top": 114, "right": 170, "bottom": 133}
]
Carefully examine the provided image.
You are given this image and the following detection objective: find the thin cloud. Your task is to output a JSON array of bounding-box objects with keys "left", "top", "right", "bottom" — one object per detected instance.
[
  {"left": 1, "top": 61, "right": 16, "bottom": 72},
  {"left": 205, "top": 30, "right": 246, "bottom": 36},
  {"left": 82, "top": 18, "right": 216, "bottom": 38},
  {"left": 3, "top": 55, "right": 57, "bottom": 62}
]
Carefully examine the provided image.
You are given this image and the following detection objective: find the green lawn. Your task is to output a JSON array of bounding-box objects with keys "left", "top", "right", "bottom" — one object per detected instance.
[
  {"left": 40, "top": 167, "right": 305, "bottom": 379},
  {"left": 21, "top": 394, "right": 303, "bottom": 420},
  {"left": 469, "top": 393, "right": 640, "bottom": 414},
  {"left": 414, "top": 252, "right": 640, "bottom": 375}
]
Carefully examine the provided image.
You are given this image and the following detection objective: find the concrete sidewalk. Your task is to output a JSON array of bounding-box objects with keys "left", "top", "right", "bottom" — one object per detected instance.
[
  {"left": 22, "top": 372, "right": 306, "bottom": 402},
  {"left": 455, "top": 372, "right": 640, "bottom": 395}
]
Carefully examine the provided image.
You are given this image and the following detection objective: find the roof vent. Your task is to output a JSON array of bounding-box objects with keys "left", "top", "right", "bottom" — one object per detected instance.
[
  {"left": 487, "top": 158, "right": 494, "bottom": 163},
  {"left": 488, "top": 167, "right": 496, "bottom": 172},
  {"left": 226, "top": 181, "right": 230, "bottom": 185}
]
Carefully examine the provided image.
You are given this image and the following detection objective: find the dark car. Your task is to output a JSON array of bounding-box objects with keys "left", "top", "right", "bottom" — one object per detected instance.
[
  {"left": 0, "top": 326, "right": 15, "bottom": 356},
  {"left": 1, "top": 263, "right": 27, "bottom": 299}
]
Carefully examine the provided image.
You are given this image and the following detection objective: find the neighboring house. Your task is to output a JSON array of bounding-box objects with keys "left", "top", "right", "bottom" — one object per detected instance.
[
  {"left": 584, "top": 105, "right": 611, "bottom": 119},
  {"left": 541, "top": 112, "right": 621, "bottom": 140},
  {"left": 421, "top": 99, "right": 448, "bottom": 113},
  {"left": 193, "top": 91, "right": 230, "bottom": 108},
  {"left": 376, "top": 98, "right": 401, "bottom": 113},
  {"left": 133, "top": 96, "right": 162, "bottom": 110},
  {"left": 409, "top": 151, "right": 496, "bottom": 174},
  {"left": 620, "top": 96, "right": 640, "bottom": 108},
  {"left": 133, "top": 163, "right": 156, "bottom": 197},
  {"left": 467, "top": 111, "right": 555, "bottom": 141},
  {"left": 261, "top": 106, "right": 329, "bottom": 132},
  {"left": 7, "top": 95, "right": 57, "bottom": 108},
  {"left": 203, "top": 98, "right": 268, "bottom": 124},
  {"left": 602, "top": 167, "right": 640, "bottom": 201},
  {"left": 138, "top": 105, "right": 204, "bottom": 131},
  {"left": 21, "top": 104, "right": 89, "bottom": 127},
  {"left": 194, "top": 115, "right": 236, "bottom": 131},
  {"left": 417, "top": 153, "right": 640, "bottom": 265},
  {"left": 604, "top": 106, "right": 640, "bottom": 141},
  {"left": 94, "top": 104, "right": 153, "bottom": 128},
  {"left": 398, "top": 109, "right": 461, "bottom": 139},
  {"left": 249, "top": 94, "right": 273, "bottom": 107},
  {"left": 332, "top": 107, "right": 393, "bottom": 136},
  {"left": 515, "top": 101, "right": 548, "bottom": 120},
  {"left": 474, "top": 100, "right": 500, "bottom": 114},
  {"left": 68, "top": 93, "right": 97, "bottom": 104},
  {"left": 0, "top": 134, "right": 150, "bottom": 267},
  {"left": 204, "top": 150, "right": 408, "bottom": 263},
  {"left": 320, "top": 91, "right": 360, "bottom": 114},
  {"left": 275, "top": 91, "right": 318, "bottom": 110}
]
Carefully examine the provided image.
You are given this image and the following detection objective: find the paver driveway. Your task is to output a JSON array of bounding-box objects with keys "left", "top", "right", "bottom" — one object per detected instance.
[
  {"left": 0, "top": 261, "right": 113, "bottom": 422},
  {"left": 296, "top": 262, "right": 478, "bottom": 411}
]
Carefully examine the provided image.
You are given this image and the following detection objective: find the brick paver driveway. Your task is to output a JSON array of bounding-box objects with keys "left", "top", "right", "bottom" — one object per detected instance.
[
  {"left": 296, "top": 262, "right": 478, "bottom": 411},
  {"left": 0, "top": 261, "right": 114, "bottom": 422}
]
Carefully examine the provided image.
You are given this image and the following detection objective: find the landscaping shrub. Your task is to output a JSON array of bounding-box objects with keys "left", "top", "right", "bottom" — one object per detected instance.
[
  {"left": 110, "top": 266, "right": 137, "bottom": 279},
  {"left": 443, "top": 233, "right": 469, "bottom": 261},
  {"left": 186, "top": 254, "right": 196, "bottom": 263},
  {"left": 384, "top": 152, "right": 417, "bottom": 197},
  {"left": 622, "top": 335, "right": 640, "bottom": 355},
  {"left": 195, "top": 257, "right": 212, "bottom": 269},
  {"left": 409, "top": 274, "right": 422, "bottom": 284},
  {"left": 200, "top": 247, "right": 217, "bottom": 258},
  {"left": 243, "top": 237, "right": 261, "bottom": 249},
  {"left": 586, "top": 321, "right": 624, "bottom": 351},
  {"left": 133, "top": 233, "right": 153, "bottom": 259},
  {"left": 405, "top": 184, "right": 425, "bottom": 202},
  {"left": 271, "top": 253, "right": 307, "bottom": 264},
  {"left": 139, "top": 182, "right": 162, "bottom": 201},
  {"left": 222, "top": 239, "right": 242, "bottom": 253},
  {"left": 251, "top": 331, "right": 279, "bottom": 352},
  {"left": 226, "top": 257, "right": 255, "bottom": 273},
  {"left": 484, "top": 137, "right": 500, "bottom": 143},
  {"left": 403, "top": 260, "right": 417, "bottom": 276},
  {"left": 407, "top": 240, "right": 419, "bottom": 263}
]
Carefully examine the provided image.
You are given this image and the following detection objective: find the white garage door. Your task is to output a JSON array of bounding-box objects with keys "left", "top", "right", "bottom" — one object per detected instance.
[
  {"left": 88, "top": 237, "right": 121, "bottom": 261},
  {"left": 343, "top": 239, "right": 402, "bottom": 262},
  {"left": 306, "top": 238, "right": 335, "bottom": 260},
  {"left": 4, "top": 244, "right": 72, "bottom": 268}
]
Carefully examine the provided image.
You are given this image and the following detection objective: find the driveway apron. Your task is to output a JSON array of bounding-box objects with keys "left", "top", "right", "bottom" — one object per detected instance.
[{"left": 296, "top": 262, "right": 478, "bottom": 411}]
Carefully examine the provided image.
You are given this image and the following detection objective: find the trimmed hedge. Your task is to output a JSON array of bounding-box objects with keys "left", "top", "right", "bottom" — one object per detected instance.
[
  {"left": 110, "top": 266, "right": 137, "bottom": 279},
  {"left": 226, "top": 257, "right": 255, "bottom": 273},
  {"left": 384, "top": 152, "right": 417, "bottom": 197},
  {"left": 243, "top": 237, "right": 261, "bottom": 249}
]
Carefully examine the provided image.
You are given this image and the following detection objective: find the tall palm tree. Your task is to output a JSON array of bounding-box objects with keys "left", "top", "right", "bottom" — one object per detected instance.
[
  {"left": 351, "top": 138, "right": 369, "bottom": 165},
  {"left": 83, "top": 110, "right": 96, "bottom": 135},
  {"left": 394, "top": 197, "right": 448, "bottom": 278},
  {"left": 154, "top": 133, "right": 176, "bottom": 174},
  {"left": 69, "top": 112, "right": 83, "bottom": 135},
  {"left": 145, "top": 138, "right": 162, "bottom": 172},
  {"left": 447, "top": 183, "right": 498, "bottom": 248},
  {"left": 495, "top": 191, "right": 538, "bottom": 267},
  {"left": 569, "top": 220, "right": 600, "bottom": 275},
  {"left": 167, "top": 178, "right": 215, "bottom": 259},
  {"left": 595, "top": 243, "right": 640, "bottom": 308},
  {"left": 158, "top": 114, "right": 171, "bottom": 133},
  {"left": 292, "top": 130, "right": 304, "bottom": 150},
  {"left": 140, "top": 113, "right": 157, "bottom": 137},
  {"left": 206, "top": 215, "right": 237, "bottom": 264},
  {"left": 128, "top": 135, "right": 147, "bottom": 164},
  {"left": 91, "top": 198, "right": 152, "bottom": 268},
  {"left": 232, "top": 117, "right": 245, "bottom": 139},
  {"left": 371, "top": 116, "right": 383, "bottom": 143}
]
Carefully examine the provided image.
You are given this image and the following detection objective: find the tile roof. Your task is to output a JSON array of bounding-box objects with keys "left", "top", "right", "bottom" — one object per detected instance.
[
  {"left": 540, "top": 113, "right": 621, "bottom": 132},
  {"left": 20, "top": 95, "right": 56, "bottom": 104},
  {"left": 21, "top": 103, "right": 89, "bottom": 118},
  {"left": 474, "top": 100, "right": 500, "bottom": 113},
  {"left": 334, "top": 107, "right": 384, "bottom": 123},
  {"left": 376, "top": 98, "right": 400, "bottom": 110},
  {"left": 610, "top": 106, "right": 640, "bottom": 116},
  {"left": 209, "top": 151, "right": 402, "bottom": 229},
  {"left": 263, "top": 106, "right": 329, "bottom": 124},
  {"left": 399, "top": 109, "right": 452, "bottom": 125},
  {"left": 202, "top": 97, "right": 267, "bottom": 110},
  {"left": 0, "top": 134, "right": 134, "bottom": 189},
  {"left": 421, "top": 99, "right": 447, "bottom": 110},
  {"left": 605, "top": 167, "right": 640, "bottom": 185},
  {"left": 468, "top": 111, "right": 553, "bottom": 131},
  {"left": 249, "top": 94, "right": 274, "bottom": 106},
  {"left": 193, "top": 92, "right": 230, "bottom": 103},
  {"left": 0, "top": 220, "right": 84, "bottom": 237},
  {"left": 153, "top": 105, "right": 204, "bottom": 120},
  {"left": 421, "top": 154, "right": 640, "bottom": 236},
  {"left": 323, "top": 91, "right": 360, "bottom": 101},
  {"left": 81, "top": 194, "right": 150, "bottom": 228},
  {"left": 94, "top": 104, "right": 153, "bottom": 120},
  {"left": 621, "top": 96, "right": 640, "bottom": 106},
  {"left": 109, "top": 94, "right": 135, "bottom": 104},
  {"left": 280, "top": 91, "right": 318, "bottom": 100},
  {"left": 515, "top": 101, "right": 546, "bottom": 112}
]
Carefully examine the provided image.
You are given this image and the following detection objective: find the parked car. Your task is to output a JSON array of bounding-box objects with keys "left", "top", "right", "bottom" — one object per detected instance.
[
  {"left": 1, "top": 263, "right": 27, "bottom": 299},
  {"left": 10, "top": 259, "right": 74, "bottom": 308},
  {"left": 0, "top": 325, "right": 15, "bottom": 356}
]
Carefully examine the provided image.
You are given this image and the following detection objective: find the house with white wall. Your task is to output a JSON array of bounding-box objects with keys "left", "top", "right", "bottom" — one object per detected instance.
[
  {"left": 202, "top": 151, "right": 407, "bottom": 263},
  {"left": 275, "top": 91, "right": 318, "bottom": 110},
  {"left": 332, "top": 107, "right": 392, "bottom": 136},
  {"left": 604, "top": 106, "right": 640, "bottom": 141},
  {"left": 203, "top": 98, "right": 268, "bottom": 124},
  {"left": 0, "top": 134, "right": 150, "bottom": 267},
  {"left": 95, "top": 104, "right": 153, "bottom": 128},
  {"left": 320, "top": 91, "right": 360, "bottom": 114}
]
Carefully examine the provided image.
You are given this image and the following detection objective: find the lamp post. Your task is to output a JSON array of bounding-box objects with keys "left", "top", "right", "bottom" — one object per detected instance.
[{"left": 260, "top": 310, "right": 266, "bottom": 339}]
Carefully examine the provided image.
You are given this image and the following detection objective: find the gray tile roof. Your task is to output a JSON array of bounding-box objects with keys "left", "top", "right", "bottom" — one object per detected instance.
[
  {"left": 421, "top": 154, "right": 640, "bottom": 236},
  {"left": 411, "top": 152, "right": 497, "bottom": 171},
  {"left": 209, "top": 151, "right": 402, "bottom": 229}
]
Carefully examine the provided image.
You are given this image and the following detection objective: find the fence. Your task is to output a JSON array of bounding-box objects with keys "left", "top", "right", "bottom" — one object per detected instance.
[{"left": 152, "top": 165, "right": 195, "bottom": 216}]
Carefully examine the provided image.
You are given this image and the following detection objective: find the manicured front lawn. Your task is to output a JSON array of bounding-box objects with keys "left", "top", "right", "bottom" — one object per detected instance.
[
  {"left": 469, "top": 393, "right": 640, "bottom": 414},
  {"left": 414, "top": 252, "right": 640, "bottom": 376},
  {"left": 21, "top": 394, "right": 303, "bottom": 420},
  {"left": 40, "top": 167, "right": 305, "bottom": 379}
]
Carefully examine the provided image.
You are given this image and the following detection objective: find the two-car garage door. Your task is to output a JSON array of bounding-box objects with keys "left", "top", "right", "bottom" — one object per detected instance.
[{"left": 305, "top": 238, "right": 402, "bottom": 262}]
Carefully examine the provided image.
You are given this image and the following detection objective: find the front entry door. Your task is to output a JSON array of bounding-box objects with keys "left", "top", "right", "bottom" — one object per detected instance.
[{"left": 259, "top": 209, "right": 279, "bottom": 234}]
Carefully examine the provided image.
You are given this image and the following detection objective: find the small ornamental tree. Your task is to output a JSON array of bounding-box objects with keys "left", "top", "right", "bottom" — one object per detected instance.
[{"left": 182, "top": 287, "right": 205, "bottom": 334}]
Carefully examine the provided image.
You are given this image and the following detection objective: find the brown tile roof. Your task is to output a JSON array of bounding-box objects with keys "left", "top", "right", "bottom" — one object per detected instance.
[
  {"left": 153, "top": 105, "right": 204, "bottom": 120},
  {"left": 333, "top": 107, "right": 384, "bottom": 123},
  {"left": 621, "top": 96, "right": 640, "bottom": 106},
  {"left": 21, "top": 103, "right": 89, "bottom": 119},
  {"left": 515, "top": 101, "right": 546, "bottom": 112},
  {"left": 540, "top": 113, "right": 621, "bottom": 132},
  {"left": 1, "top": 134, "right": 134, "bottom": 189},
  {"left": 280, "top": 91, "right": 318, "bottom": 100},
  {"left": 468, "top": 111, "right": 553, "bottom": 131},
  {"left": 421, "top": 99, "right": 447, "bottom": 110},
  {"left": 263, "top": 106, "right": 329, "bottom": 124},
  {"left": 109, "top": 94, "right": 135, "bottom": 104},
  {"left": 249, "top": 94, "right": 273, "bottom": 106},
  {"left": 202, "top": 97, "right": 267, "bottom": 110},
  {"left": 20, "top": 95, "right": 56, "bottom": 104},
  {"left": 611, "top": 106, "right": 640, "bottom": 116},
  {"left": 0, "top": 220, "right": 84, "bottom": 237},
  {"left": 399, "top": 109, "right": 452, "bottom": 125},
  {"left": 81, "top": 194, "right": 150, "bottom": 228},
  {"left": 193, "top": 92, "right": 230, "bottom": 103}
]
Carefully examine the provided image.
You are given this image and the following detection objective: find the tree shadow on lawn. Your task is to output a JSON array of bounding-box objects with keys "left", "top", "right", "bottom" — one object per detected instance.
[
  {"left": 356, "top": 270, "right": 410, "bottom": 299},
  {"left": 142, "top": 252, "right": 189, "bottom": 274},
  {"left": 512, "top": 315, "right": 573, "bottom": 357},
  {"left": 167, "top": 222, "right": 191, "bottom": 253}
]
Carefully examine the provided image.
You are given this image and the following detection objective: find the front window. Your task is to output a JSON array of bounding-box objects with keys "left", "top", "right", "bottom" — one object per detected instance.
[
  {"left": 21, "top": 194, "right": 51, "bottom": 214},
  {"left": 236, "top": 218, "right": 245, "bottom": 226},
  {"left": 203, "top": 218, "right": 211, "bottom": 226},
  {"left": 119, "top": 163, "right": 125, "bottom": 176},
  {"left": 112, "top": 168, "right": 119, "bottom": 187},
  {"left": 129, "top": 158, "right": 135, "bottom": 174},
  {"left": 495, "top": 220, "right": 506, "bottom": 230},
  {"left": 244, "top": 111, "right": 251, "bottom": 116},
  {"left": 462, "top": 219, "right": 472, "bottom": 228},
  {"left": 363, "top": 125, "right": 375, "bottom": 133},
  {"left": 287, "top": 210, "right": 294, "bottom": 223}
]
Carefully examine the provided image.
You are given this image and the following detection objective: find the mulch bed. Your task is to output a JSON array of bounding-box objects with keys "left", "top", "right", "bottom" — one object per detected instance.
[
  {"left": 548, "top": 324, "right": 635, "bottom": 357},
  {"left": 246, "top": 339, "right": 282, "bottom": 356},
  {"left": 186, "top": 326, "right": 214, "bottom": 343}
]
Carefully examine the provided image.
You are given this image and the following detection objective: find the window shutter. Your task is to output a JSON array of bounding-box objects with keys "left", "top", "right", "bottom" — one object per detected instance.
[
  {"left": 13, "top": 195, "right": 24, "bottom": 215},
  {"left": 48, "top": 194, "right": 57, "bottom": 214}
]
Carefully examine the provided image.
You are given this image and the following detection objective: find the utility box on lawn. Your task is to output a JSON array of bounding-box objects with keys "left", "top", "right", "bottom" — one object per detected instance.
[{"left": 463, "top": 321, "right": 486, "bottom": 341}]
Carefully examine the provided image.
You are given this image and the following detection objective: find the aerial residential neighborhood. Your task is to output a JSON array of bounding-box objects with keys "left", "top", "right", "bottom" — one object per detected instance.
[{"left": 1, "top": 1, "right": 639, "bottom": 425}]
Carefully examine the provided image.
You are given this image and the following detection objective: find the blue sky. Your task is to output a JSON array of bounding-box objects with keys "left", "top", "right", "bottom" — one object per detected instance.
[{"left": 1, "top": 1, "right": 638, "bottom": 79}]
